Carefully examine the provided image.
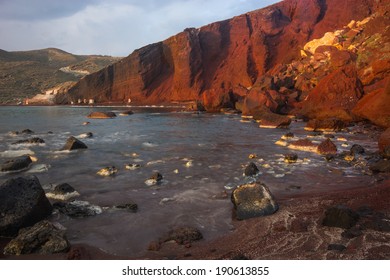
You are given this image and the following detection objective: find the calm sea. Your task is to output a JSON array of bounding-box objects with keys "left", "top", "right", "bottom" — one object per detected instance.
[{"left": 0, "top": 106, "right": 379, "bottom": 257}]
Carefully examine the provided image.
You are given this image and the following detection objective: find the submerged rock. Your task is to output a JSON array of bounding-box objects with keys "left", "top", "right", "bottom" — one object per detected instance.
[
  {"left": 317, "top": 138, "right": 337, "bottom": 155},
  {"left": 61, "top": 136, "right": 88, "bottom": 151},
  {"left": 45, "top": 183, "right": 80, "bottom": 201},
  {"left": 322, "top": 205, "right": 359, "bottom": 229},
  {"left": 53, "top": 200, "right": 102, "bottom": 218},
  {"left": 284, "top": 154, "right": 298, "bottom": 163},
  {"left": 3, "top": 220, "right": 69, "bottom": 255},
  {"left": 1, "top": 155, "right": 33, "bottom": 173},
  {"left": 12, "top": 137, "right": 45, "bottom": 145},
  {"left": 115, "top": 202, "right": 138, "bottom": 213},
  {"left": 97, "top": 166, "right": 118, "bottom": 176},
  {"left": 21, "top": 129, "right": 34, "bottom": 134},
  {"left": 162, "top": 227, "right": 203, "bottom": 245},
  {"left": 125, "top": 163, "right": 141, "bottom": 170},
  {"left": 0, "top": 176, "right": 53, "bottom": 237},
  {"left": 145, "top": 172, "right": 163, "bottom": 186},
  {"left": 119, "top": 110, "right": 134, "bottom": 116},
  {"left": 77, "top": 132, "right": 93, "bottom": 139},
  {"left": 244, "top": 162, "right": 259, "bottom": 177},
  {"left": 87, "top": 111, "right": 117, "bottom": 119},
  {"left": 231, "top": 182, "right": 279, "bottom": 220}
]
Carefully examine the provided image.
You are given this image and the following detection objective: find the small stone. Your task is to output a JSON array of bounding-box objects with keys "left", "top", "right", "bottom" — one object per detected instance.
[
  {"left": 125, "top": 163, "right": 141, "bottom": 170},
  {"left": 248, "top": 154, "right": 257, "bottom": 159},
  {"left": 97, "top": 166, "right": 118, "bottom": 176},
  {"left": 327, "top": 244, "right": 347, "bottom": 251},
  {"left": 115, "top": 202, "right": 138, "bottom": 213},
  {"left": 21, "top": 129, "right": 34, "bottom": 134},
  {"left": 82, "top": 122, "right": 90, "bottom": 125},
  {"left": 87, "top": 111, "right": 116, "bottom": 119},
  {"left": 284, "top": 154, "right": 298, "bottom": 163},
  {"left": 325, "top": 154, "right": 335, "bottom": 161},
  {"left": 317, "top": 138, "right": 337, "bottom": 155},
  {"left": 350, "top": 144, "right": 365, "bottom": 155},
  {"left": 145, "top": 172, "right": 163, "bottom": 186},
  {"left": 119, "top": 110, "right": 134, "bottom": 116},
  {"left": 12, "top": 137, "right": 45, "bottom": 145},
  {"left": 53, "top": 200, "right": 102, "bottom": 217},
  {"left": 322, "top": 205, "right": 359, "bottom": 229},
  {"left": 163, "top": 227, "right": 203, "bottom": 245},
  {"left": 78, "top": 132, "right": 93, "bottom": 139},
  {"left": 281, "top": 132, "right": 294, "bottom": 140},
  {"left": 342, "top": 227, "right": 363, "bottom": 239},
  {"left": 344, "top": 153, "right": 355, "bottom": 162},
  {"left": 244, "top": 162, "right": 259, "bottom": 176},
  {"left": 45, "top": 183, "right": 80, "bottom": 201}
]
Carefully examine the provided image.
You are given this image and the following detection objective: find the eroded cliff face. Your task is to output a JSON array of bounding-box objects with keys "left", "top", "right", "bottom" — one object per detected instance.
[{"left": 68, "top": 0, "right": 378, "bottom": 110}]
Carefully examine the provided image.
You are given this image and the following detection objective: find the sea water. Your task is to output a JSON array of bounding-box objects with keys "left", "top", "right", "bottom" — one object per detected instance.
[{"left": 0, "top": 106, "right": 380, "bottom": 257}]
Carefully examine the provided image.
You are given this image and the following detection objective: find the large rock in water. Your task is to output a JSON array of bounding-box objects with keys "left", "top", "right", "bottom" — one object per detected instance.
[
  {"left": 61, "top": 136, "right": 88, "bottom": 151},
  {"left": 3, "top": 220, "right": 69, "bottom": 255},
  {"left": 317, "top": 138, "right": 337, "bottom": 155},
  {"left": 87, "top": 111, "right": 117, "bottom": 119},
  {"left": 1, "top": 155, "right": 32, "bottom": 172},
  {"left": 231, "top": 182, "right": 278, "bottom": 220},
  {"left": 0, "top": 176, "right": 53, "bottom": 237}
]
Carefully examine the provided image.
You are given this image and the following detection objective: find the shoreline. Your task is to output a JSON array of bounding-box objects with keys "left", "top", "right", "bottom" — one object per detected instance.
[{"left": 1, "top": 179, "right": 389, "bottom": 260}]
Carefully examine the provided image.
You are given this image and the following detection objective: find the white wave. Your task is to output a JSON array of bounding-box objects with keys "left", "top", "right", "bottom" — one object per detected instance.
[
  {"left": 0, "top": 149, "right": 35, "bottom": 157},
  {"left": 26, "top": 164, "right": 51, "bottom": 173},
  {"left": 142, "top": 142, "right": 159, "bottom": 148}
]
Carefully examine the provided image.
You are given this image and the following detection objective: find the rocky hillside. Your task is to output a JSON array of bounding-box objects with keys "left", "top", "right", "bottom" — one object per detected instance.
[
  {"left": 0, "top": 48, "right": 121, "bottom": 104},
  {"left": 68, "top": 0, "right": 388, "bottom": 127}
]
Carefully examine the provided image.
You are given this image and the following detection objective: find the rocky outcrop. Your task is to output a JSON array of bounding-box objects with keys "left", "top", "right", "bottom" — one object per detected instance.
[
  {"left": 3, "top": 220, "right": 69, "bottom": 255},
  {"left": 231, "top": 182, "right": 278, "bottom": 220},
  {"left": 305, "top": 118, "right": 348, "bottom": 132},
  {"left": 68, "top": 0, "right": 378, "bottom": 110},
  {"left": 0, "top": 176, "right": 53, "bottom": 237}
]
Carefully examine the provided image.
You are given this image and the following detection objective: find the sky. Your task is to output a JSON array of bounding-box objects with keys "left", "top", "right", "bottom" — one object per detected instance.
[{"left": 0, "top": 0, "right": 279, "bottom": 57}]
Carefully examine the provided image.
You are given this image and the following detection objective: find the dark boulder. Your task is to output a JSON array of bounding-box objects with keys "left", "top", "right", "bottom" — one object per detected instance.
[
  {"left": 322, "top": 205, "right": 359, "bottom": 229},
  {"left": 3, "top": 220, "right": 69, "bottom": 255},
  {"left": 317, "top": 138, "right": 337, "bottom": 155},
  {"left": 231, "top": 182, "right": 278, "bottom": 220},
  {"left": 61, "top": 136, "right": 88, "bottom": 151},
  {"left": 0, "top": 176, "right": 53, "bottom": 237},
  {"left": 12, "top": 137, "right": 45, "bottom": 145},
  {"left": 1, "top": 155, "right": 32, "bottom": 173},
  {"left": 53, "top": 200, "right": 102, "bottom": 218},
  {"left": 350, "top": 144, "right": 365, "bottom": 155},
  {"left": 244, "top": 162, "right": 259, "bottom": 177},
  {"left": 87, "top": 111, "right": 117, "bottom": 119}
]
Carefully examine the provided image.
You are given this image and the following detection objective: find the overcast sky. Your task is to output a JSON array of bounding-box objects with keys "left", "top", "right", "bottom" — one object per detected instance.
[{"left": 0, "top": 0, "right": 279, "bottom": 56}]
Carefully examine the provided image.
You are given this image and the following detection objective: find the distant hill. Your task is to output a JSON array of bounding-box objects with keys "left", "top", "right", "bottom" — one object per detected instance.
[{"left": 0, "top": 48, "right": 121, "bottom": 104}]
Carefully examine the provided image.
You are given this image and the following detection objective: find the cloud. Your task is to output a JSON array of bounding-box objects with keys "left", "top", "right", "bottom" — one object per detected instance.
[{"left": 0, "top": 0, "right": 280, "bottom": 56}]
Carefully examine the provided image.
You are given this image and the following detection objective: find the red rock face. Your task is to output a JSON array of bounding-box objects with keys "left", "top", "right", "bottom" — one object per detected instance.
[
  {"left": 298, "top": 65, "right": 364, "bottom": 121},
  {"left": 68, "top": 0, "right": 377, "bottom": 107}
]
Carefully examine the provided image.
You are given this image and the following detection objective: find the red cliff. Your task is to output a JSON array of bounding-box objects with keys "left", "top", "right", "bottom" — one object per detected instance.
[{"left": 68, "top": 0, "right": 381, "bottom": 113}]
